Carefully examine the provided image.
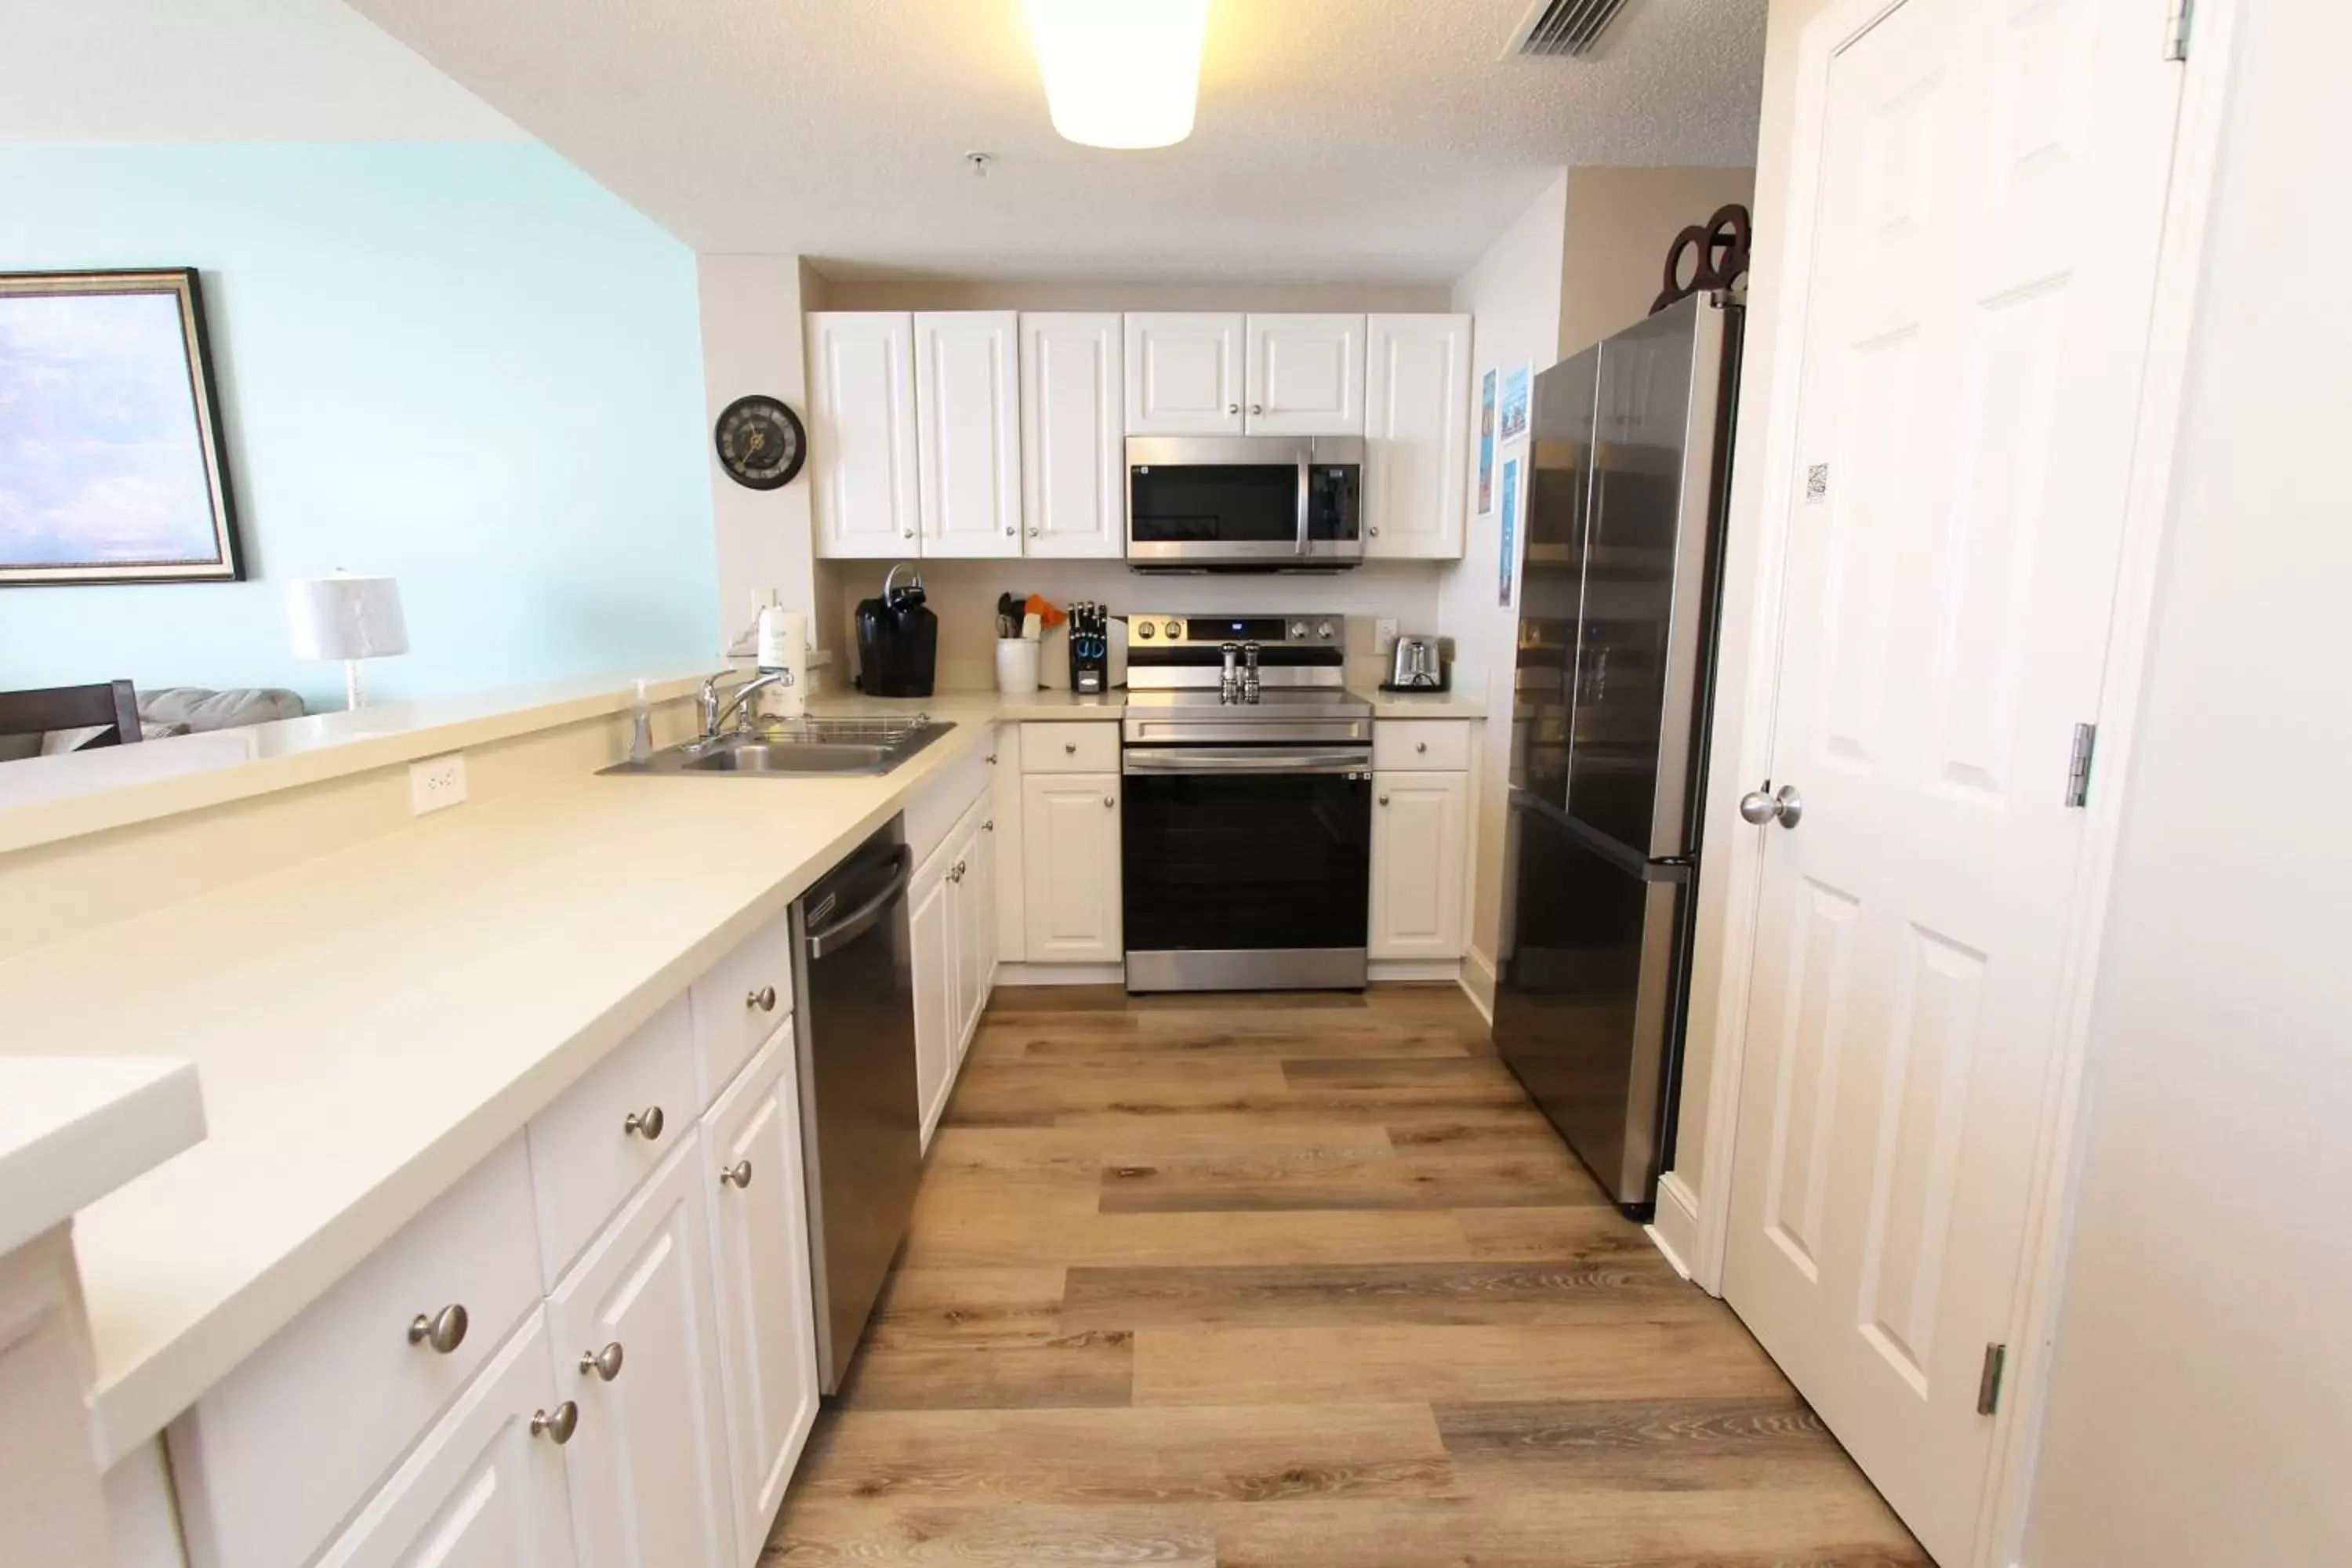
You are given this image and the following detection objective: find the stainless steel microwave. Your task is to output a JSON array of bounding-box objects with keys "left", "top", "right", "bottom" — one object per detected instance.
[{"left": 1126, "top": 435, "right": 1364, "bottom": 571}]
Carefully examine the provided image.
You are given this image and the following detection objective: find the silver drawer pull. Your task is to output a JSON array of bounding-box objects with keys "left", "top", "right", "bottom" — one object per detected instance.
[
  {"left": 531, "top": 1403, "right": 579, "bottom": 1444},
  {"left": 624, "top": 1105, "right": 666, "bottom": 1140},
  {"left": 1378, "top": 794, "right": 1391, "bottom": 806},
  {"left": 579, "top": 1342, "right": 625, "bottom": 1382},
  {"left": 407, "top": 1303, "right": 468, "bottom": 1355},
  {"left": 1416, "top": 742, "right": 1428, "bottom": 753},
  {"left": 1064, "top": 741, "right": 1077, "bottom": 755},
  {"left": 720, "top": 1160, "right": 754, "bottom": 1189},
  {"left": 746, "top": 984, "right": 777, "bottom": 1013},
  {"left": 1103, "top": 794, "right": 1116, "bottom": 808}
]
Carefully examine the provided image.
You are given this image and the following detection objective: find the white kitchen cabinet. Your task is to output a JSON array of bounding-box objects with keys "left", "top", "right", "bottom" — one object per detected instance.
[
  {"left": 1369, "top": 770, "right": 1469, "bottom": 960},
  {"left": 950, "top": 807, "right": 994, "bottom": 1060},
  {"left": 698, "top": 1034, "right": 818, "bottom": 1563},
  {"left": 1124, "top": 313, "right": 1244, "bottom": 434},
  {"left": 909, "top": 847, "right": 957, "bottom": 1147},
  {"left": 1019, "top": 314, "right": 1125, "bottom": 558},
  {"left": 313, "top": 1310, "right": 577, "bottom": 1568},
  {"left": 548, "top": 1135, "right": 736, "bottom": 1568},
  {"left": 1363, "top": 314, "right": 1472, "bottom": 559},
  {"left": 914, "top": 311, "right": 1022, "bottom": 559},
  {"left": 1246, "top": 314, "right": 1365, "bottom": 435},
  {"left": 809, "top": 312, "right": 920, "bottom": 558},
  {"left": 991, "top": 728, "right": 1027, "bottom": 964},
  {"left": 1020, "top": 771, "right": 1123, "bottom": 964}
]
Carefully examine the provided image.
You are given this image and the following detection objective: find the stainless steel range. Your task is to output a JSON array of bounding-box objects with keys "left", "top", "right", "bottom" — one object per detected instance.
[{"left": 1120, "top": 612, "right": 1373, "bottom": 993}]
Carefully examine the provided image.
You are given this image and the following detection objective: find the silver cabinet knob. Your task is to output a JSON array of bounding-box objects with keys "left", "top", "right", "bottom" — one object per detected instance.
[
  {"left": 1103, "top": 794, "right": 1116, "bottom": 808},
  {"left": 903, "top": 529, "right": 916, "bottom": 539},
  {"left": 1415, "top": 742, "right": 1428, "bottom": 753},
  {"left": 1228, "top": 403, "right": 1240, "bottom": 416},
  {"left": 982, "top": 819, "right": 995, "bottom": 832},
  {"left": 1738, "top": 784, "right": 1805, "bottom": 829},
  {"left": 720, "top": 1160, "right": 753, "bottom": 1189},
  {"left": 1378, "top": 794, "right": 1390, "bottom": 806},
  {"left": 1370, "top": 526, "right": 1381, "bottom": 537},
  {"left": 531, "top": 1403, "right": 579, "bottom": 1444},
  {"left": 407, "top": 1303, "right": 468, "bottom": 1355},
  {"left": 1064, "top": 741, "right": 1077, "bottom": 754},
  {"left": 623, "top": 1105, "right": 666, "bottom": 1140},
  {"left": 579, "top": 1341, "right": 624, "bottom": 1381},
  {"left": 746, "top": 984, "right": 777, "bottom": 1013},
  {"left": 1005, "top": 525, "right": 1016, "bottom": 536},
  {"left": 1249, "top": 402, "right": 1262, "bottom": 416}
]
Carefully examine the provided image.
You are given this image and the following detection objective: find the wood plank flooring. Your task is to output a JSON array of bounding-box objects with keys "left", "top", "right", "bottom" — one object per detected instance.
[{"left": 763, "top": 985, "right": 1925, "bottom": 1567}]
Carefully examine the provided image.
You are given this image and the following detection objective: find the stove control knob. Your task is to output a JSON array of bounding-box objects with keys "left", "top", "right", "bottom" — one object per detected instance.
[
  {"left": 1289, "top": 621, "right": 1308, "bottom": 640},
  {"left": 1136, "top": 622, "right": 1155, "bottom": 639},
  {"left": 1163, "top": 619, "right": 1182, "bottom": 639},
  {"left": 1316, "top": 622, "right": 1335, "bottom": 640}
]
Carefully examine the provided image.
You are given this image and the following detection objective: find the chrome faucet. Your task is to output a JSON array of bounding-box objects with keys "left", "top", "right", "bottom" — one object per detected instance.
[{"left": 699, "top": 669, "right": 793, "bottom": 740}]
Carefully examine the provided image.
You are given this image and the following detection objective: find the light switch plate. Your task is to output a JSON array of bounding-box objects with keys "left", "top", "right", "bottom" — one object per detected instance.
[
  {"left": 409, "top": 753, "right": 468, "bottom": 815},
  {"left": 1375, "top": 619, "right": 1399, "bottom": 655}
]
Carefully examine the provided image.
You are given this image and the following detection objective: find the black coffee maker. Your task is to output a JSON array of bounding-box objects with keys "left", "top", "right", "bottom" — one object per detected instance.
[{"left": 854, "top": 563, "right": 938, "bottom": 698}]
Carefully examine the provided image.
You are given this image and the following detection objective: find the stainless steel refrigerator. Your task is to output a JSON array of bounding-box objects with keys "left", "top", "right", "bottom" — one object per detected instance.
[{"left": 1493, "top": 292, "right": 1743, "bottom": 1218}]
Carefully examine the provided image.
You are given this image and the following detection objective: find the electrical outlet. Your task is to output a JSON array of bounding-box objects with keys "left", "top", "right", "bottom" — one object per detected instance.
[
  {"left": 409, "top": 753, "right": 468, "bottom": 815},
  {"left": 1376, "top": 619, "right": 1400, "bottom": 654}
]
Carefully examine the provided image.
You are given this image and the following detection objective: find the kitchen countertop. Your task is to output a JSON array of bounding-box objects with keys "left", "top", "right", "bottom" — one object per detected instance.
[
  {"left": 0, "top": 692, "right": 1021, "bottom": 1462},
  {"left": 1351, "top": 684, "right": 1489, "bottom": 719},
  {"left": 0, "top": 1058, "right": 205, "bottom": 1259}
]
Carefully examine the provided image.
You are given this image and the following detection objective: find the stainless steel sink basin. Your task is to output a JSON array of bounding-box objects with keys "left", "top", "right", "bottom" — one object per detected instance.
[{"left": 603, "top": 716, "right": 954, "bottom": 778}]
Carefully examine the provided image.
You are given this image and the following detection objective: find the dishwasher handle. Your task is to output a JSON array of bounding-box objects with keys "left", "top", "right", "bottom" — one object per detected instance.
[{"left": 804, "top": 846, "right": 913, "bottom": 958}]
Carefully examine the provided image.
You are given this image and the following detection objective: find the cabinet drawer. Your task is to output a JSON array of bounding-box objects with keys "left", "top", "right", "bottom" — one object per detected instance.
[
  {"left": 688, "top": 909, "right": 794, "bottom": 1109},
  {"left": 169, "top": 1138, "right": 541, "bottom": 1568},
  {"left": 905, "top": 739, "right": 993, "bottom": 869},
  {"left": 528, "top": 993, "right": 698, "bottom": 1289},
  {"left": 1020, "top": 720, "right": 1120, "bottom": 774},
  {"left": 1373, "top": 720, "right": 1470, "bottom": 771}
]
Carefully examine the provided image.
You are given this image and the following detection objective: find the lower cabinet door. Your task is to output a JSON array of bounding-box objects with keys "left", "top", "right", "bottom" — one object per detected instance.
[
  {"left": 1369, "top": 771, "right": 1469, "bottom": 960},
  {"left": 1020, "top": 772, "right": 1123, "bottom": 962},
  {"left": 548, "top": 1134, "right": 738, "bottom": 1568},
  {"left": 960, "top": 815, "right": 998, "bottom": 1054},
  {"left": 314, "top": 1308, "right": 577, "bottom": 1568},
  {"left": 909, "top": 852, "right": 957, "bottom": 1147},
  {"left": 699, "top": 1033, "right": 821, "bottom": 1561}
]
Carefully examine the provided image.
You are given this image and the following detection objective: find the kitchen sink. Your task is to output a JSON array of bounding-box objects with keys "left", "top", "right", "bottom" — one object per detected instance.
[{"left": 604, "top": 716, "right": 954, "bottom": 778}]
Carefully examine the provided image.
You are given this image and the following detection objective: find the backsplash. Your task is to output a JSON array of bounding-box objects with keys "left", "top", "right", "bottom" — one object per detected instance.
[{"left": 816, "top": 558, "right": 1449, "bottom": 694}]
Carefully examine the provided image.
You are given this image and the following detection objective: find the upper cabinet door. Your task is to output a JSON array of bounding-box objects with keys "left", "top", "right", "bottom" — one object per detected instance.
[
  {"left": 1125, "top": 313, "right": 1244, "bottom": 434},
  {"left": 1363, "top": 314, "right": 1472, "bottom": 559},
  {"left": 1245, "top": 314, "right": 1365, "bottom": 435},
  {"left": 1020, "top": 314, "right": 1125, "bottom": 558},
  {"left": 809, "top": 313, "right": 920, "bottom": 558},
  {"left": 914, "top": 312, "right": 1022, "bottom": 559}
]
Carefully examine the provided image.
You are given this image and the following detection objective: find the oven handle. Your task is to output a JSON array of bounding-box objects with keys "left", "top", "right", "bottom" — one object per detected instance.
[{"left": 1122, "top": 747, "right": 1372, "bottom": 777}]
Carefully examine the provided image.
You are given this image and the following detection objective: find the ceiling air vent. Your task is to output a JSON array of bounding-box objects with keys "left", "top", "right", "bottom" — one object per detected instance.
[{"left": 1508, "top": 0, "right": 1639, "bottom": 58}]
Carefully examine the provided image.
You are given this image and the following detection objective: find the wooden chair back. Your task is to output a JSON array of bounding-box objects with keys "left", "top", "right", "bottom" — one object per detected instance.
[{"left": 0, "top": 681, "right": 143, "bottom": 749}]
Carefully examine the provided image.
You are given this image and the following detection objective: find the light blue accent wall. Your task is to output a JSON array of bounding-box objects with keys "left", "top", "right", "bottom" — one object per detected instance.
[{"left": 0, "top": 142, "right": 716, "bottom": 710}]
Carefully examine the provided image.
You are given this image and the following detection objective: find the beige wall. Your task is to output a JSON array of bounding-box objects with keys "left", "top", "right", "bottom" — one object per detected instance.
[
  {"left": 1665, "top": 0, "right": 1837, "bottom": 1249},
  {"left": 2021, "top": 2, "right": 2352, "bottom": 1560},
  {"left": 1559, "top": 165, "right": 1759, "bottom": 358},
  {"left": 699, "top": 254, "right": 822, "bottom": 648},
  {"left": 817, "top": 278, "right": 1450, "bottom": 314}
]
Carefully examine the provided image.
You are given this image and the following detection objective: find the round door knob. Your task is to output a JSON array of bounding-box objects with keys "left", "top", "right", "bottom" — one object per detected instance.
[
  {"left": 579, "top": 1341, "right": 624, "bottom": 1381},
  {"left": 746, "top": 984, "right": 777, "bottom": 1013},
  {"left": 407, "top": 1303, "right": 469, "bottom": 1355},
  {"left": 720, "top": 1160, "right": 754, "bottom": 1189},
  {"left": 531, "top": 1403, "right": 579, "bottom": 1444},
  {"left": 1103, "top": 795, "right": 1116, "bottom": 808},
  {"left": 1739, "top": 785, "right": 1805, "bottom": 829},
  {"left": 624, "top": 1105, "right": 666, "bottom": 1140}
]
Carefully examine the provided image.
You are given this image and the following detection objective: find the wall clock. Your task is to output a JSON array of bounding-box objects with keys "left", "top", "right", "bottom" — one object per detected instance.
[{"left": 713, "top": 394, "right": 806, "bottom": 490}]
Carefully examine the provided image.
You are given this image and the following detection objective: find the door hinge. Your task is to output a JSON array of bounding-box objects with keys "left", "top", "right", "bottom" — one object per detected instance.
[
  {"left": 2064, "top": 722, "right": 2097, "bottom": 809},
  {"left": 2163, "top": 0, "right": 2192, "bottom": 60},
  {"left": 1977, "top": 1343, "right": 2009, "bottom": 1416}
]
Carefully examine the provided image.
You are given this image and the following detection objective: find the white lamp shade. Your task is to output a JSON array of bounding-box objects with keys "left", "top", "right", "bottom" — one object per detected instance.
[
  {"left": 287, "top": 575, "right": 408, "bottom": 662},
  {"left": 1025, "top": 0, "right": 1210, "bottom": 150}
]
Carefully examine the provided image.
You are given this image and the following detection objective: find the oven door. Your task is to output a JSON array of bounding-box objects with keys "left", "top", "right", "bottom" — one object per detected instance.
[{"left": 1120, "top": 745, "right": 1372, "bottom": 992}]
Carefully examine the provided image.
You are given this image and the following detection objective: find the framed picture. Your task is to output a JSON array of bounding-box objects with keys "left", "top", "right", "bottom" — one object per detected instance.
[
  {"left": 1498, "top": 363, "right": 1532, "bottom": 446},
  {"left": 0, "top": 268, "right": 242, "bottom": 586},
  {"left": 1475, "top": 368, "right": 1497, "bottom": 517},
  {"left": 1497, "top": 453, "right": 1522, "bottom": 608}
]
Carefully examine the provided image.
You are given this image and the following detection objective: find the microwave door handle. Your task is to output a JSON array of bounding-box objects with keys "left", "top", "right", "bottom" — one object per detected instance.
[{"left": 1296, "top": 447, "right": 1311, "bottom": 557}]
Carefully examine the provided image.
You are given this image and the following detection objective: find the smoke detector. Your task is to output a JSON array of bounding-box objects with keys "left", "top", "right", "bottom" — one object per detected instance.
[{"left": 1506, "top": 0, "right": 1639, "bottom": 58}]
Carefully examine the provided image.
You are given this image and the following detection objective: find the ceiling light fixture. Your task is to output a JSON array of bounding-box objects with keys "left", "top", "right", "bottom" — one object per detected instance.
[{"left": 1024, "top": 0, "right": 1210, "bottom": 151}]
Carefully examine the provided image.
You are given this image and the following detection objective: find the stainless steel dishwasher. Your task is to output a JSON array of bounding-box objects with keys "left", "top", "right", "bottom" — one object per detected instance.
[{"left": 789, "top": 820, "right": 922, "bottom": 1395}]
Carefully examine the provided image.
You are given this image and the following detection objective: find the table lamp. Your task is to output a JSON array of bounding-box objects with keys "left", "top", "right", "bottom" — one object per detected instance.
[{"left": 287, "top": 573, "right": 408, "bottom": 710}]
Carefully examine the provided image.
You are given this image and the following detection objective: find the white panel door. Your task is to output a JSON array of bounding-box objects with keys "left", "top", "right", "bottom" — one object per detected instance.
[
  {"left": 1368, "top": 771, "right": 1468, "bottom": 960},
  {"left": 1019, "top": 313, "right": 1125, "bottom": 558},
  {"left": 914, "top": 311, "right": 1022, "bottom": 559},
  {"left": 1363, "top": 314, "right": 1472, "bottom": 558},
  {"left": 1125, "top": 314, "right": 1243, "bottom": 434},
  {"left": 698, "top": 1035, "right": 818, "bottom": 1562},
  {"left": 1244, "top": 314, "right": 1364, "bottom": 434},
  {"left": 808, "top": 313, "right": 919, "bottom": 558},
  {"left": 1020, "top": 773, "right": 1122, "bottom": 963},
  {"left": 550, "top": 1137, "right": 736, "bottom": 1568},
  {"left": 315, "top": 1311, "right": 576, "bottom": 1568},
  {"left": 908, "top": 850, "right": 956, "bottom": 1146},
  {"left": 1721, "top": 1, "right": 2183, "bottom": 1562}
]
